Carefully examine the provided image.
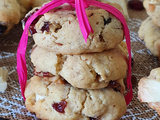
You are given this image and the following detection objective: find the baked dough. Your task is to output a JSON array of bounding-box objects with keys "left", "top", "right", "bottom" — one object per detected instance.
[
  {"left": 138, "top": 17, "right": 160, "bottom": 56},
  {"left": 143, "top": 0, "right": 160, "bottom": 27},
  {"left": 31, "top": 44, "right": 128, "bottom": 89},
  {"left": 29, "top": 4, "right": 124, "bottom": 54},
  {"left": 0, "top": 0, "right": 50, "bottom": 35},
  {"left": 25, "top": 76, "right": 127, "bottom": 120}
]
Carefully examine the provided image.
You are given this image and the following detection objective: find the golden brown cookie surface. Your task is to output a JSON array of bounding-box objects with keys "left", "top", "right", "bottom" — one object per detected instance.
[
  {"left": 31, "top": 44, "right": 128, "bottom": 89},
  {"left": 25, "top": 76, "right": 127, "bottom": 120}
]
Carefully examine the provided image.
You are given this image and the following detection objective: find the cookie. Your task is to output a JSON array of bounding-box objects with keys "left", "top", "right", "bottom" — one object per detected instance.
[
  {"left": 0, "top": 0, "right": 20, "bottom": 35},
  {"left": 138, "top": 67, "right": 160, "bottom": 115},
  {"left": 27, "top": 4, "right": 124, "bottom": 55},
  {"left": 138, "top": 17, "right": 160, "bottom": 56},
  {"left": 0, "top": 0, "right": 50, "bottom": 35},
  {"left": 31, "top": 44, "right": 128, "bottom": 89},
  {"left": 25, "top": 76, "right": 127, "bottom": 120},
  {"left": 143, "top": 0, "right": 160, "bottom": 27}
]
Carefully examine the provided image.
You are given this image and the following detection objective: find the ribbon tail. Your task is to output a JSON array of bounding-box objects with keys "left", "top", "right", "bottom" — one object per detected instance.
[
  {"left": 75, "top": 0, "right": 93, "bottom": 43},
  {"left": 88, "top": 0, "right": 132, "bottom": 105},
  {"left": 17, "top": 52, "right": 27, "bottom": 100},
  {"left": 17, "top": 23, "right": 32, "bottom": 100},
  {"left": 17, "top": 0, "right": 67, "bottom": 100}
]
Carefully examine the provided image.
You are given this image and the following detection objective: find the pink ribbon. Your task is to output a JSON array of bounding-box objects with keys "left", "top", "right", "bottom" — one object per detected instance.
[{"left": 17, "top": 0, "right": 132, "bottom": 105}]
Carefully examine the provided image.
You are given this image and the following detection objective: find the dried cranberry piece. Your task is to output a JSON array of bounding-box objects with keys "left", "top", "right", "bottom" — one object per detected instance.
[
  {"left": 128, "top": 0, "right": 144, "bottom": 10},
  {"left": 0, "top": 25, "right": 7, "bottom": 34},
  {"left": 22, "top": 9, "right": 42, "bottom": 35},
  {"left": 52, "top": 100, "right": 67, "bottom": 113},
  {"left": 29, "top": 16, "right": 42, "bottom": 35},
  {"left": 34, "top": 68, "right": 54, "bottom": 77},
  {"left": 41, "top": 21, "right": 50, "bottom": 33},
  {"left": 108, "top": 81, "right": 121, "bottom": 92},
  {"left": 104, "top": 17, "right": 112, "bottom": 25},
  {"left": 22, "top": 9, "right": 39, "bottom": 24}
]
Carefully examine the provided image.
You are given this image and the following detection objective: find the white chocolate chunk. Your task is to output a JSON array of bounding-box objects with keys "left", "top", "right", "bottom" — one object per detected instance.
[
  {"left": 0, "top": 67, "right": 8, "bottom": 92},
  {"left": 36, "top": 94, "right": 45, "bottom": 101}
]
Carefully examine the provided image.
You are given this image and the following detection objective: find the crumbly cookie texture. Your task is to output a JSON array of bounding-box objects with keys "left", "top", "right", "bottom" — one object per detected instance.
[
  {"left": 25, "top": 76, "right": 127, "bottom": 120},
  {"left": 31, "top": 4, "right": 124, "bottom": 54},
  {"left": 0, "top": 0, "right": 50, "bottom": 35},
  {"left": 31, "top": 44, "right": 127, "bottom": 89},
  {"left": 138, "top": 17, "right": 160, "bottom": 56},
  {"left": 138, "top": 67, "right": 160, "bottom": 115},
  {"left": 143, "top": 0, "right": 160, "bottom": 27}
]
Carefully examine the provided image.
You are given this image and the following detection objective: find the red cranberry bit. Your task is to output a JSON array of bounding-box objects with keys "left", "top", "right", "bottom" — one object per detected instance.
[
  {"left": 128, "top": 0, "right": 144, "bottom": 10},
  {"left": 22, "top": 9, "right": 42, "bottom": 35},
  {"left": 41, "top": 21, "right": 50, "bottom": 33},
  {"left": 34, "top": 68, "right": 54, "bottom": 77},
  {"left": 52, "top": 100, "right": 67, "bottom": 113},
  {"left": 29, "top": 16, "right": 42, "bottom": 35},
  {"left": 56, "top": 43, "right": 63, "bottom": 46},
  {"left": 22, "top": 9, "right": 39, "bottom": 23}
]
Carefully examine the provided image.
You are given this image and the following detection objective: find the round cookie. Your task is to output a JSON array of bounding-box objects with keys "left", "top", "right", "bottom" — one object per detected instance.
[
  {"left": 138, "top": 17, "right": 160, "bottom": 56},
  {"left": 29, "top": 4, "right": 124, "bottom": 55},
  {"left": 0, "top": 0, "right": 20, "bottom": 35},
  {"left": 138, "top": 67, "right": 160, "bottom": 115},
  {"left": 31, "top": 44, "right": 128, "bottom": 89},
  {"left": 143, "top": 0, "right": 160, "bottom": 27},
  {"left": 0, "top": 0, "right": 50, "bottom": 35},
  {"left": 25, "top": 76, "right": 127, "bottom": 120}
]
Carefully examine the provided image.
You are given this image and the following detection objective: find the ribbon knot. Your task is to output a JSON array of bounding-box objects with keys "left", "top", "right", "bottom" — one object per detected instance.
[
  {"left": 17, "top": 0, "right": 132, "bottom": 105},
  {"left": 68, "top": 0, "right": 90, "bottom": 8}
]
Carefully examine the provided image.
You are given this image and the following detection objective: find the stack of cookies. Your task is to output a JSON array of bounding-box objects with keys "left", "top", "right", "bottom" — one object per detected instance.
[
  {"left": 138, "top": 0, "right": 160, "bottom": 57},
  {"left": 24, "top": 3, "right": 129, "bottom": 120}
]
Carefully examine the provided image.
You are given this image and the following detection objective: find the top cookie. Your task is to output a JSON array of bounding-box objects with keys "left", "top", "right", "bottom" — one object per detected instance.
[{"left": 26, "top": 4, "right": 124, "bottom": 55}]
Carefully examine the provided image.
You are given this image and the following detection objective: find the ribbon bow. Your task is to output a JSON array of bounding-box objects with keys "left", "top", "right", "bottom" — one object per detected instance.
[{"left": 17, "top": 0, "right": 132, "bottom": 105}]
